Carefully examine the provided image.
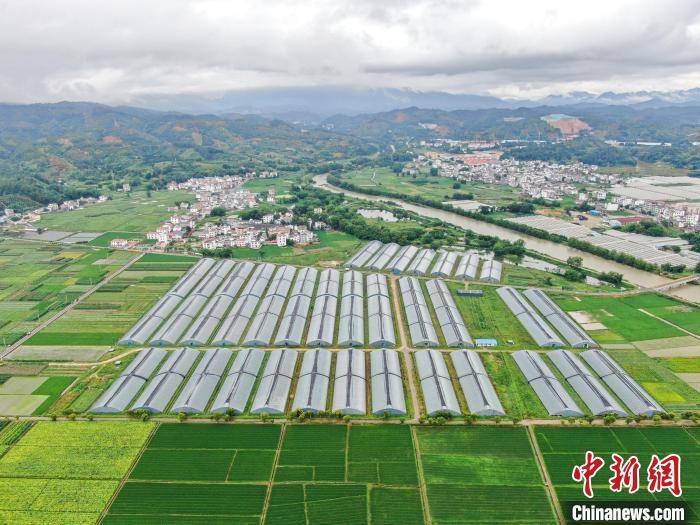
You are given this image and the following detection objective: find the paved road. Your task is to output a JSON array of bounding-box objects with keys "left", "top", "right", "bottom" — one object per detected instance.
[{"left": 0, "top": 252, "right": 144, "bottom": 360}]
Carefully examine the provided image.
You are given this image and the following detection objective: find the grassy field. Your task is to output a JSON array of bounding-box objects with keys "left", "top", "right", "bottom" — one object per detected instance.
[
  {"left": 0, "top": 239, "right": 133, "bottom": 354},
  {"left": 36, "top": 190, "right": 192, "bottom": 233},
  {"left": 211, "top": 231, "right": 363, "bottom": 267},
  {"left": 0, "top": 421, "right": 153, "bottom": 525},
  {"left": 342, "top": 167, "right": 522, "bottom": 206},
  {"left": 417, "top": 426, "right": 556, "bottom": 524},
  {"left": 89, "top": 231, "right": 147, "bottom": 247},
  {"left": 552, "top": 293, "right": 686, "bottom": 344},
  {"left": 241, "top": 174, "right": 302, "bottom": 196},
  {"left": 535, "top": 426, "right": 700, "bottom": 523},
  {"left": 23, "top": 253, "right": 195, "bottom": 352},
  {"left": 448, "top": 283, "right": 536, "bottom": 347}
]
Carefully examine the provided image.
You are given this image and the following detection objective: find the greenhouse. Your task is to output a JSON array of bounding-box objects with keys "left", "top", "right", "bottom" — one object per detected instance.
[
  {"left": 454, "top": 253, "right": 480, "bottom": 279},
  {"left": 367, "top": 242, "right": 400, "bottom": 270},
  {"left": 426, "top": 279, "right": 473, "bottom": 347},
  {"left": 332, "top": 348, "right": 367, "bottom": 415},
  {"left": 275, "top": 267, "right": 317, "bottom": 346},
  {"left": 306, "top": 269, "right": 340, "bottom": 346},
  {"left": 370, "top": 349, "right": 406, "bottom": 416},
  {"left": 251, "top": 349, "right": 298, "bottom": 414},
  {"left": 338, "top": 271, "right": 364, "bottom": 346},
  {"left": 407, "top": 248, "right": 436, "bottom": 276},
  {"left": 581, "top": 349, "right": 664, "bottom": 416},
  {"left": 291, "top": 348, "right": 331, "bottom": 413},
  {"left": 451, "top": 350, "right": 504, "bottom": 416},
  {"left": 387, "top": 245, "right": 419, "bottom": 274},
  {"left": 497, "top": 287, "right": 564, "bottom": 347},
  {"left": 91, "top": 347, "right": 167, "bottom": 413},
  {"left": 131, "top": 347, "right": 199, "bottom": 413},
  {"left": 431, "top": 250, "right": 458, "bottom": 277},
  {"left": 548, "top": 350, "right": 626, "bottom": 416},
  {"left": 414, "top": 349, "right": 461, "bottom": 416},
  {"left": 367, "top": 274, "right": 396, "bottom": 347},
  {"left": 523, "top": 289, "right": 598, "bottom": 348},
  {"left": 345, "top": 240, "right": 383, "bottom": 269},
  {"left": 479, "top": 259, "right": 502, "bottom": 283},
  {"left": 171, "top": 348, "right": 232, "bottom": 413},
  {"left": 512, "top": 350, "right": 583, "bottom": 417},
  {"left": 399, "top": 277, "right": 438, "bottom": 347},
  {"left": 243, "top": 265, "right": 296, "bottom": 346},
  {"left": 211, "top": 348, "right": 265, "bottom": 414}
]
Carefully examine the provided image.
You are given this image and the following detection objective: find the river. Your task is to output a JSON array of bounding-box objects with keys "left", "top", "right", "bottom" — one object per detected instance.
[{"left": 313, "top": 174, "right": 700, "bottom": 301}]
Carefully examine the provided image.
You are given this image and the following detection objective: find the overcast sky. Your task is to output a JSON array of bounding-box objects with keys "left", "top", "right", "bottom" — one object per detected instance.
[{"left": 2, "top": 0, "right": 700, "bottom": 104}]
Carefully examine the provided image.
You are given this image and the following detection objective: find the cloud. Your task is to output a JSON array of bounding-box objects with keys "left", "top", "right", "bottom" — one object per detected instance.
[{"left": 0, "top": 0, "right": 700, "bottom": 103}]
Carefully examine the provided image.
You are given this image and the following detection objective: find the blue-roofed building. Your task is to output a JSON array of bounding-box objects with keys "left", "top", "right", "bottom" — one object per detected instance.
[{"left": 475, "top": 338, "right": 498, "bottom": 347}]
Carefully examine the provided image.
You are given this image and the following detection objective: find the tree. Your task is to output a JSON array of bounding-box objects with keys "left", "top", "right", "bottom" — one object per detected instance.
[
  {"left": 567, "top": 256, "right": 583, "bottom": 268},
  {"left": 209, "top": 207, "right": 226, "bottom": 217}
]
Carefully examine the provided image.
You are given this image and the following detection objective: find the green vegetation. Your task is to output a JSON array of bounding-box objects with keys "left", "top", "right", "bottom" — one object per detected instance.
[
  {"left": 204, "top": 231, "right": 363, "bottom": 266},
  {"left": 448, "top": 284, "right": 535, "bottom": 347},
  {"left": 417, "top": 426, "right": 556, "bottom": 524},
  {"left": 24, "top": 253, "right": 194, "bottom": 351},
  {"left": 0, "top": 421, "right": 153, "bottom": 525},
  {"left": 536, "top": 426, "right": 700, "bottom": 522},
  {"left": 37, "top": 190, "right": 192, "bottom": 232},
  {"left": 89, "top": 231, "right": 146, "bottom": 247}
]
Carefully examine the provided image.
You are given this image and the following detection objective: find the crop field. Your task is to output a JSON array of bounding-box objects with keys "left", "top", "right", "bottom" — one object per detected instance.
[
  {"left": 552, "top": 293, "right": 686, "bottom": 344},
  {"left": 89, "top": 232, "right": 147, "bottom": 248},
  {"left": 242, "top": 174, "right": 301, "bottom": 195},
  {"left": 0, "top": 421, "right": 153, "bottom": 525},
  {"left": 448, "top": 283, "right": 536, "bottom": 347},
  {"left": 36, "top": 190, "right": 193, "bottom": 233},
  {"left": 342, "top": 167, "right": 522, "bottom": 206},
  {"left": 535, "top": 426, "right": 700, "bottom": 523},
  {"left": 416, "top": 426, "right": 556, "bottom": 524},
  {"left": 0, "top": 375, "right": 75, "bottom": 415},
  {"left": 24, "top": 254, "right": 195, "bottom": 352},
  {"left": 211, "top": 231, "right": 363, "bottom": 266},
  {"left": 0, "top": 240, "right": 132, "bottom": 355}
]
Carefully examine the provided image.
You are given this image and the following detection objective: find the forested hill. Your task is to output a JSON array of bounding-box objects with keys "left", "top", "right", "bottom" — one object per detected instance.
[
  {"left": 0, "top": 102, "right": 373, "bottom": 211},
  {"left": 323, "top": 104, "right": 700, "bottom": 144}
]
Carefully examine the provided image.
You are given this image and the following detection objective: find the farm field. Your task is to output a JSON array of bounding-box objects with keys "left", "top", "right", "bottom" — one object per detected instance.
[
  {"left": 551, "top": 293, "right": 688, "bottom": 344},
  {"left": 36, "top": 190, "right": 193, "bottom": 233},
  {"left": 0, "top": 421, "right": 153, "bottom": 525},
  {"left": 22, "top": 253, "right": 196, "bottom": 352},
  {"left": 535, "top": 426, "right": 700, "bottom": 524},
  {"left": 500, "top": 262, "right": 616, "bottom": 292},
  {"left": 0, "top": 375, "right": 75, "bottom": 415},
  {"left": 0, "top": 239, "right": 132, "bottom": 354},
  {"left": 416, "top": 426, "right": 556, "bottom": 524},
  {"left": 342, "top": 167, "right": 522, "bottom": 206},
  {"left": 241, "top": 174, "right": 302, "bottom": 196},
  {"left": 209, "top": 230, "right": 363, "bottom": 267},
  {"left": 448, "top": 283, "right": 536, "bottom": 347}
]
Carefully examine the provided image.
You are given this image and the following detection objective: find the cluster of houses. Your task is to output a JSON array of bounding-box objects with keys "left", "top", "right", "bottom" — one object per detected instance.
[
  {"left": 2, "top": 195, "right": 109, "bottom": 226},
  {"left": 604, "top": 197, "right": 700, "bottom": 230},
  {"left": 197, "top": 214, "right": 318, "bottom": 251}
]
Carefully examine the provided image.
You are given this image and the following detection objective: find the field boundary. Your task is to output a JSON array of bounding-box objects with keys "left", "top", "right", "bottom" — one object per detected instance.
[
  {"left": 259, "top": 422, "right": 287, "bottom": 523},
  {"left": 410, "top": 425, "right": 433, "bottom": 525},
  {"left": 527, "top": 424, "right": 565, "bottom": 525}
]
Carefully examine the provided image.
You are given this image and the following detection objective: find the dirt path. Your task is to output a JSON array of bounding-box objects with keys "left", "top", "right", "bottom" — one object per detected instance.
[
  {"left": 259, "top": 423, "right": 287, "bottom": 524},
  {"left": 390, "top": 276, "right": 421, "bottom": 422},
  {"left": 0, "top": 252, "right": 144, "bottom": 360},
  {"left": 638, "top": 308, "right": 700, "bottom": 340},
  {"left": 527, "top": 425, "right": 565, "bottom": 525}
]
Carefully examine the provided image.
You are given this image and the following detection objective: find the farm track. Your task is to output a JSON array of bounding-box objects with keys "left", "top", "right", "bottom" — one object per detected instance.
[
  {"left": 527, "top": 425, "right": 565, "bottom": 525},
  {"left": 0, "top": 251, "right": 144, "bottom": 360}
]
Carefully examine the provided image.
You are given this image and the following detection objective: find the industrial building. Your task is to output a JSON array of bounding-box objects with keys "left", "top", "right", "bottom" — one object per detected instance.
[
  {"left": 451, "top": 350, "right": 505, "bottom": 416},
  {"left": 291, "top": 348, "right": 331, "bottom": 413},
  {"left": 370, "top": 349, "right": 406, "bottom": 416},
  {"left": 512, "top": 350, "right": 583, "bottom": 417},
  {"left": 497, "top": 287, "right": 564, "bottom": 347},
  {"left": 548, "top": 350, "right": 626, "bottom": 417},
  {"left": 399, "top": 277, "right": 439, "bottom": 347},
  {"left": 332, "top": 348, "right": 367, "bottom": 415},
  {"left": 523, "top": 289, "right": 598, "bottom": 348},
  {"left": 414, "top": 349, "right": 461, "bottom": 416},
  {"left": 426, "top": 279, "right": 473, "bottom": 347},
  {"left": 581, "top": 349, "right": 664, "bottom": 416}
]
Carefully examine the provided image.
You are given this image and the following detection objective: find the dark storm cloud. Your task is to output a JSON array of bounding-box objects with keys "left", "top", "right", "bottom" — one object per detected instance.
[{"left": 0, "top": 0, "right": 699, "bottom": 103}]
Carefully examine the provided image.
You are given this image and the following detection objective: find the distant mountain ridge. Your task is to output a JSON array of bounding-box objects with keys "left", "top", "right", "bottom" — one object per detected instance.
[{"left": 126, "top": 86, "right": 700, "bottom": 122}]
